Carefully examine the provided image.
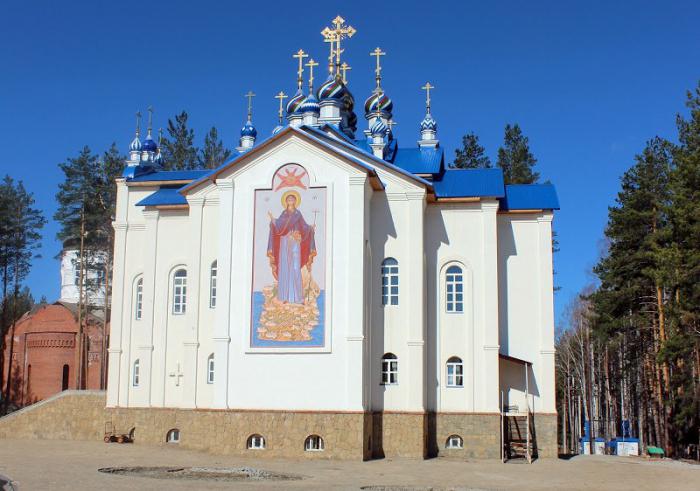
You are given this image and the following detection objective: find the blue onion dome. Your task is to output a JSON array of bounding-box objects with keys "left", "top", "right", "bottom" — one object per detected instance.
[
  {"left": 364, "top": 91, "right": 393, "bottom": 117},
  {"left": 370, "top": 116, "right": 387, "bottom": 137},
  {"left": 129, "top": 135, "right": 142, "bottom": 152},
  {"left": 317, "top": 75, "right": 346, "bottom": 101},
  {"left": 300, "top": 93, "right": 320, "bottom": 114},
  {"left": 286, "top": 89, "right": 306, "bottom": 115},
  {"left": 420, "top": 113, "right": 437, "bottom": 132},
  {"left": 241, "top": 119, "right": 257, "bottom": 138},
  {"left": 142, "top": 134, "right": 158, "bottom": 152},
  {"left": 153, "top": 150, "right": 163, "bottom": 165}
]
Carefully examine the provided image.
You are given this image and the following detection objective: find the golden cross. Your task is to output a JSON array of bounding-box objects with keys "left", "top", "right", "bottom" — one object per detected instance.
[
  {"left": 275, "top": 91, "right": 288, "bottom": 123},
  {"left": 321, "top": 15, "right": 356, "bottom": 75},
  {"left": 340, "top": 62, "right": 351, "bottom": 84},
  {"left": 305, "top": 59, "right": 319, "bottom": 91},
  {"left": 370, "top": 47, "right": 386, "bottom": 89},
  {"left": 421, "top": 82, "right": 434, "bottom": 112},
  {"left": 245, "top": 90, "right": 256, "bottom": 120},
  {"left": 158, "top": 127, "right": 163, "bottom": 145},
  {"left": 293, "top": 49, "right": 308, "bottom": 89},
  {"left": 135, "top": 110, "right": 141, "bottom": 135}
]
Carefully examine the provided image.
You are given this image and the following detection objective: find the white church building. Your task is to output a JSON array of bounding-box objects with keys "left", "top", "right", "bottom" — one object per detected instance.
[{"left": 105, "top": 17, "right": 559, "bottom": 460}]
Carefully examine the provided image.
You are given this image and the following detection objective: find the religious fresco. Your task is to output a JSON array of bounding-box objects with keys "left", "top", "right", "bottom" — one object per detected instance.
[{"left": 250, "top": 164, "right": 327, "bottom": 348}]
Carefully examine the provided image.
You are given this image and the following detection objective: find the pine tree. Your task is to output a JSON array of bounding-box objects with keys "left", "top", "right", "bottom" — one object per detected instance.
[
  {"left": 1, "top": 178, "right": 44, "bottom": 409},
  {"left": 497, "top": 124, "right": 539, "bottom": 184},
  {"left": 199, "top": 126, "right": 232, "bottom": 169},
  {"left": 452, "top": 133, "right": 491, "bottom": 169},
  {"left": 54, "top": 147, "right": 103, "bottom": 389},
  {"left": 161, "top": 111, "right": 199, "bottom": 170}
]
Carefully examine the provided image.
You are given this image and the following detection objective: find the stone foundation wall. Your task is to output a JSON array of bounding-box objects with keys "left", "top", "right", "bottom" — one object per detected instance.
[
  {"left": 434, "top": 413, "right": 501, "bottom": 459},
  {"left": 0, "top": 392, "right": 558, "bottom": 460},
  {"left": 372, "top": 412, "right": 426, "bottom": 459},
  {"left": 0, "top": 390, "right": 105, "bottom": 441},
  {"left": 106, "top": 406, "right": 368, "bottom": 460},
  {"left": 533, "top": 413, "right": 558, "bottom": 458}
]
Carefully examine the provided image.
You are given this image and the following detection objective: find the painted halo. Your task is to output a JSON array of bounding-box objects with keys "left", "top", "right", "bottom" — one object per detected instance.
[{"left": 280, "top": 189, "right": 302, "bottom": 208}]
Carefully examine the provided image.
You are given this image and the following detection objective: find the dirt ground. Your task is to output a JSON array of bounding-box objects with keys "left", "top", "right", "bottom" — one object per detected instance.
[{"left": 0, "top": 439, "right": 697, "bottom": 490}]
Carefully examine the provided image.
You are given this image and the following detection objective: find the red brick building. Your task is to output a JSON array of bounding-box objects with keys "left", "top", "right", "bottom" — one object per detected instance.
[{"left": 2, "top": 302, "right": 108, "bottom": 407}]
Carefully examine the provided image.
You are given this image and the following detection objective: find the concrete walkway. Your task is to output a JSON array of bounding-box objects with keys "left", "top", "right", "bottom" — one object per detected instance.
[{"left": 0, "top": 439, "right": 697, "bottom": 490}]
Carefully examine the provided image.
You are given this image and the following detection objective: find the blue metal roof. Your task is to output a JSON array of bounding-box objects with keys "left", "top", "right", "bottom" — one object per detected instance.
[
  {"left": 129, "top": 170, "right": 211, "bottom": 182},
  {"left": 135, "top": 187, "right": 188, "bottom": 206},
  {"left": 392, "top": 147, "right": 443, "bottom": 175},
  {"left": 500, "top": 184, "right": 560, "bottom": 210},
  {"left": 432, "top": 168, "right": 505, "bottom": 198}
]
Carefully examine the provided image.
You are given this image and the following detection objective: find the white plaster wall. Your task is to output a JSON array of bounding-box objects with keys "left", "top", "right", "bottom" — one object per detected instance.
[{"left": 497, "top": 213, "right": 556, "bottom": 413}]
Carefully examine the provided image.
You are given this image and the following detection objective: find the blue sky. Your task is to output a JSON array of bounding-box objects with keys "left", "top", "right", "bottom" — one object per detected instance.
[{"left": 1, "top": 1, "right": 698, "bottom": 324}]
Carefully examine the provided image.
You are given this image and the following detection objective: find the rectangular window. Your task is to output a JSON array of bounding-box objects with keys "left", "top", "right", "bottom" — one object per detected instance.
[
  {"left": 446, "top": 362, "right": 463, "bottom": 387},
  {"left": 173, "top": 271, "right": 187, "bottom": 314},
  {"left": 132, "top": 360, "right": 140, "bottom": 387},
  {"left": 381, "top": 260, "right": 399, "bottom": 306},
  {"left": 207, "top": 356, "right": 215, "bottom": 384},
  {"left": 135, "top": 280, "right": 143, "bottom": 320},
  {"left": 445, "top": 268, "right": 464, "bottom": 313},
  {"left": 381, "top": 357, "right": 398, "bottom": 385},
  {"left": 210, "top": 263, "right": 217, "bottom": 308}
]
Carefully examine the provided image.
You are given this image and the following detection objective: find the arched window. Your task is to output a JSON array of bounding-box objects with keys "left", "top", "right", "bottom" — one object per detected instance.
[
  {"left": 207, "top": 354, "right": 215, "bottom": 384},
  {"left": 247, "top": 434, "right": 265, "bottom": 450},
  {"left": 381, "top": 258, "right": 399, "bottom": 306},
  {"left": 61, "top": 364, "right": 69, "bottom": 391},
  {"left": 132, "top": 359, "right": 140, "bottom": 387},
  {"left": 209, "top": 261, "right": 218, "bottom": 308},
  {"left": 166, "top": 428, "right": 180, "bottom": 443},
  {"left": 304, "top": 434, "right": 324, "bottom": 451},
  {"left": 446, "top": 356, "right": 463, "bottom": 387},
  {"left": 381, "top": 353, "right": 398, "bottom": 385},
  {"left": 172, "top": 269, "right": 187, "bottom": 314},
  {"left": 446, "top": 434, "right": 463, "bottom": 449},
  {"left": 445, "top": 265, "right": 464, "bottom": 313},
  {"left": 134, "top": 277, "right": 143, "bottom": 320}
]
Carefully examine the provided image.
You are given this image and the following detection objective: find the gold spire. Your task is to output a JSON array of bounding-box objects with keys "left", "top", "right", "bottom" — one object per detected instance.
[
  {"left": 324, "top": 35, "right": 336, "bottom": 75},
  {"left": 370, "top": 47, "right": 386, "bottom": 91},
  {"left": 275, "top": 91, "right": 288, "bottom": 125},
  {"left": 147, "top": 105, "right": 153, "bottom": 133},
  {"left": 293, "top": 49, "right": 308, "bottom": 90},
  {"left": 340, "top": 62, "right": 351, "bottom": 84},
  {"left": 421, "top": 82, "right": 434, "bottom": 114},
  {"left": 135, "top": 110, "right": 141, "bottom": 137},
  {"left": 305, "top": 59, "right": 319, "bottom": 93},
  {"left": 245, "top": 90, "right": 256, "bottom": 121},
  {"left": 321, "top": 15, "right": 356, "bottom": 76}
]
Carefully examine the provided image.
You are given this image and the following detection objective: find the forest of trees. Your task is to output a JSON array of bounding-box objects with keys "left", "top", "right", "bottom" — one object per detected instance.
[{"left": 557, "top": 83, "right": 700, "bottom": 458}]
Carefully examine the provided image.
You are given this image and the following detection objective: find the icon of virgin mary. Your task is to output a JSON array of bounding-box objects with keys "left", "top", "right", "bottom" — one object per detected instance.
[{"left": 266, "top": 190, "right": 316, "bottom": 304}]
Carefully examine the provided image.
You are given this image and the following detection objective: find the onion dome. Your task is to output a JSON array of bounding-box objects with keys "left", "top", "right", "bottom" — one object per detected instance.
[
  {"left": 286, "top": 89, "right": 306, "bottom": 115},
  {"left": 300, "top": 93, "right": 320, "bottom": 114},
  {"left": 317, "top": 75, "right": 346, "bottom": 101},
  {"left": 420, "top": 113, "right": 437, "bottom": 132},
  {"left": 142, "top": 132, "right": 158, "bottom": 152},
  {"left": 241, "top": 119, "right": 257, "bottom": 138},
  {"left": 364, "top": 91, "right": 393, "bottom": 117},
  {"left": 153, "top": 150, "right": 163, "bottom": 166},
  {"left": 129, "top": 135, "right": 142, "bottom": 152},
  {"left": 370, "top": 116, "right": 387, "bottom": 137}
]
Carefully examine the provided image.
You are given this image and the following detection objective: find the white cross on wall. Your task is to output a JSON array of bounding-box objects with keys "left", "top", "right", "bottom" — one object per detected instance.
[{"left": 169, "top": 363, "right": 184, "bottom": 386}]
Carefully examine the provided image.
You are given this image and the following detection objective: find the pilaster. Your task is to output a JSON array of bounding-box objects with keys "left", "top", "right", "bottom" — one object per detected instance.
[
  {"left": 480, "top": 199, "right": 500, "bottom": 412},
  {"left": 406, "top": 190, "right": 426, "bottom": 411},
  {"left": 346, "top": 175, "right": 367, "bottom": 410},
  {"left": 142, "top": 209, "right": 160, "bottom": 406},
  {"left": 182, "top": 197, "right": 205, "bottom": 408},
  {"left": 108, "top": 221, "right": 128, "bottom": 407},
  {"left": 213, "top": 180, "right": 234, "bottom": 409},
  {"left": 537, "top": 212, "right": 556, "bottom": 412}
]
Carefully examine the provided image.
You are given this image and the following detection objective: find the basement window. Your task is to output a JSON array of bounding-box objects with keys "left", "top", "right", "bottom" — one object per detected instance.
[{"left": 166, "top": 428, "right": 180, "bottom": 444}]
